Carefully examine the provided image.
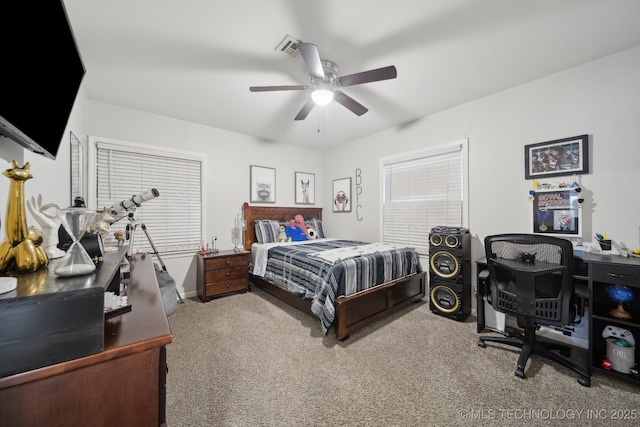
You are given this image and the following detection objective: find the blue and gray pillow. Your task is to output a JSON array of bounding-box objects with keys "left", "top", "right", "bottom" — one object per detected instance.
[{"left": 254, "top": 218, "right": 326, "bottom": 244}]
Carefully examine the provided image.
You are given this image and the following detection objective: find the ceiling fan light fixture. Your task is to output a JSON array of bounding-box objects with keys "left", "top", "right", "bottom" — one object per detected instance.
[
  {"left": 250, "top": 42, "right": 396, "bottom": 120},
  {"left": 311, "top": 89, "right": 334, "bottom": 106}
]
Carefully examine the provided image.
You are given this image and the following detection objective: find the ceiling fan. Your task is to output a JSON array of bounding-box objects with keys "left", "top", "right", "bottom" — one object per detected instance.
[{"left": 249, "top": 43, "right": 397, "bottom": 121}]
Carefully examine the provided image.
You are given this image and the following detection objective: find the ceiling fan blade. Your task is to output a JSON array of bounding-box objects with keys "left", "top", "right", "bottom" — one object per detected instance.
[
  {"left": 336, "top": 65, "right": 397, "bottom": 87},
  {"left": 294, "top": 98, "right": 316, "bottom": 121},
  {"left": 297, "top": 43, "right": 325, "bottom": 79},
  {"left": 249, "top": 85, "right": 308, "bottom": 92},
  {"left": 333, "top": 90, "right": 368, "bottom": 116}
]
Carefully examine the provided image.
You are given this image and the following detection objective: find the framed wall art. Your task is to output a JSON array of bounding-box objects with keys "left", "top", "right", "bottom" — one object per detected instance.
[
  {"left": 250, "top": 165, "right": 276, "bottom": 203},
  {"left": 332, "top": 177, "right": 352, "bottom": 212},
  {"left": 295, "top": 171, "right": 315, "bottom": 205},
  {"left": 532, "top": 188, "right": 582, "bottom": 238},
  {"left": 525, "top": 134, "right": 589, "bottom": 179},
  {"left": 69, "top": 131, "right": 87, "bottom": 205}
]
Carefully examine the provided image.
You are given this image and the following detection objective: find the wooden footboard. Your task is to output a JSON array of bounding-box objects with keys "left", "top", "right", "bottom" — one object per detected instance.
[
  {"left": 250, "top": 271, "right": 427, "bottom": 340},
  {"left": 334, "top": 271, "right": 426, "bottom": 340}
]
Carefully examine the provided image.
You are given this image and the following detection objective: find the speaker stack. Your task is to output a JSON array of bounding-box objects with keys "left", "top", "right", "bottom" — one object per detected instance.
[{"left": 429, "top": 226, "right": 471, "bottom": 321}]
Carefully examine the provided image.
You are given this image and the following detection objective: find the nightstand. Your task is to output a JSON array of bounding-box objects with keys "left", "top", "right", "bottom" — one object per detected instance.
[{"left": 196, "top": 250, "right": 250, "bottom": 302}]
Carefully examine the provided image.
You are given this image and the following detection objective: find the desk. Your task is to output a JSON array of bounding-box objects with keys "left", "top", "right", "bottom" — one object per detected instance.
[
  {"left": 0, "top": 254, "right": 172, "bottom": 426},
  {"left": 476, "top": 253, "right": 640, "bottom": 385}
]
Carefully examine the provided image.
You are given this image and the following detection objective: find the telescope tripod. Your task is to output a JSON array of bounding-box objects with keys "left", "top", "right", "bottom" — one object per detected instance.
[{"left": 125, "top": 215, "right": 184, "bottom": 304}]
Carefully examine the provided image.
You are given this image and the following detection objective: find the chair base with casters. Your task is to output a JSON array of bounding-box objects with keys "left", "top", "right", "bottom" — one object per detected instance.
[{"left": 478, "top": 325, "right": 591, "bottom": 387}]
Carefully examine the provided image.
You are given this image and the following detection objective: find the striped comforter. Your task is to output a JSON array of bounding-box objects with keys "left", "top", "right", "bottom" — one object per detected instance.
[{"left": 255, "top": 239, "right": 421, "bottom": 334}]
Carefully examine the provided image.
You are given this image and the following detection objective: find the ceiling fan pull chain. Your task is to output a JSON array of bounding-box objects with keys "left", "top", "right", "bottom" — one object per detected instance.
[{"left": 317, "top": 108, "right": 321, "bottom": 133}]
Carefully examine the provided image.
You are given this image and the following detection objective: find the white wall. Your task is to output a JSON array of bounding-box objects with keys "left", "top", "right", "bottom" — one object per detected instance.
[
  {"left": 85, "top": 101, "right": 323, "bottom": 298},
  {"left": 1, "top": 94, "right": 323, "bottom": 299},
  {"left": 321, "top": 45, "right": 640, "bottom": 272},
  {"left": 3, "top": 44, "right": 639, "bottom": 302}
]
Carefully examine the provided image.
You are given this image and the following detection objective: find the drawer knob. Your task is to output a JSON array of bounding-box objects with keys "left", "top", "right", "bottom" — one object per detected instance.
[
  {"left": 226, "top": 272, "right": 230, "bottom": 276},
  {"left": 226, "top": 283, "right": 230, "bottom": 288},
  {"left": 226, "top": 261, "right": 230, "bottom": 265}
]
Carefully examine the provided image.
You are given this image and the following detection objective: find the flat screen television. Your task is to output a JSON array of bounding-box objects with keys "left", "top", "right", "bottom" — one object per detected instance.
[{"left": 0, "top": 1, "right": 85, "bottom": 159}]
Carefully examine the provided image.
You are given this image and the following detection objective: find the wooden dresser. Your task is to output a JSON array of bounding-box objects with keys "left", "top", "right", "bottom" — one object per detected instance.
[
  {"left": 196, "top": 250, "right": 249, "bottom": 302},
  {"left": 0, "top": 253, "right": 173, "bottom": 427}
]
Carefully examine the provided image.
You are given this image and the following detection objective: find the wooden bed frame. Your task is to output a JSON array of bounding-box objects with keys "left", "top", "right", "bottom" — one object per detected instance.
[{"left": 243, "top": 205, "right": 427, "bottom": 340}]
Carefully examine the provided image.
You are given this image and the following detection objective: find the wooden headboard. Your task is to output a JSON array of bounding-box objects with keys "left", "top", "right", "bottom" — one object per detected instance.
[{"left": 243, "top": 206, "right": 323, "bottom": 250}]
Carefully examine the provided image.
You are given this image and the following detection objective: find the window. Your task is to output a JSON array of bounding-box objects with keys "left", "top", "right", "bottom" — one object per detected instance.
[
  {"left": 381, "top": 140, "right": 467, "bottom": 255},
  {"left": 89, "top": 137, "right": 205, "bottom": 255}
]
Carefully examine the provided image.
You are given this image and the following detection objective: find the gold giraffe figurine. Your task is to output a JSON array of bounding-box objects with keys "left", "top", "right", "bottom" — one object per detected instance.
[{"left": 0, "top": 161, "right": 49, "bottom": 273}]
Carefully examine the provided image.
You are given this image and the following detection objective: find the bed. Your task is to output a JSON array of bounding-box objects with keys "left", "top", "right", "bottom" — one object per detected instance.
[{"left": 244, "top": 206, "right": 427, "bottom": 340}]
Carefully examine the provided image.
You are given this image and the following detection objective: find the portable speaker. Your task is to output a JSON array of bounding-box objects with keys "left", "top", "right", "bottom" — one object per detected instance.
[
  {"left": 428, "top": 227, "right": 470, "bottom": 284},
  {"left": 429, "top": 226, "right": 471, "bottom": 321},
  {"left": 429, "top": 278, "right": 471, "bottom": 321}
]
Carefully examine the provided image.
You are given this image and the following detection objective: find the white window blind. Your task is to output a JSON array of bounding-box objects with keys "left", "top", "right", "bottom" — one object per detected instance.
[
  {"left": 95, "top": 141, "right": 203, "bottom": 255},
  {"left": 382, "top": 144, "right": 464, "bottom": 255}
]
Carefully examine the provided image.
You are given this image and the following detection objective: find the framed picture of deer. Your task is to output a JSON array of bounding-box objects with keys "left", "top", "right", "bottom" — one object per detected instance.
[{"left": 295, "top": 171, "right": 315, "bottom": 205}]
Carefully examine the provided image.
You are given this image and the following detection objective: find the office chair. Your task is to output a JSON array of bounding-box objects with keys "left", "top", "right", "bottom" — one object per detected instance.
[{"left": 478, "top": 234, "right": 591, "bottom": 387}]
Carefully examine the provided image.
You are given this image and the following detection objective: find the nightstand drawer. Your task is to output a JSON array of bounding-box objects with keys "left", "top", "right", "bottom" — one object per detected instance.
[
  {"left": 592, "top": 264, "right": 640, "bottom": 287},
  {"left": 206, "top": 266, "right": 247, "bottom": 283},
  {"left": 205, "top": 278, "right": 247, "bottom": 295},
  {"left": 206, "top": 256, "right": 248, "bottom": 271}
]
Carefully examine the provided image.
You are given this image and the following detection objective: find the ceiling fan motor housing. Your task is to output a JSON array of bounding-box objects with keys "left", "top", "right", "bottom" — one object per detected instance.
[{"left": 310, "top": 60, "right": 339, "bottom": 92}]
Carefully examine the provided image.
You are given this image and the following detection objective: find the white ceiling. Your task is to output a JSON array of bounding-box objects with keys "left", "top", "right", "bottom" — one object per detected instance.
[{"left": 63, "top": 0, "right": 640, "bottom": 150}]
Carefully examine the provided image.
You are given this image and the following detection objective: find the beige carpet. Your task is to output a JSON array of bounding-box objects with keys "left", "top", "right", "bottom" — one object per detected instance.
[{"left": 166, "top": 288, "right": 639, "bottom": 426}]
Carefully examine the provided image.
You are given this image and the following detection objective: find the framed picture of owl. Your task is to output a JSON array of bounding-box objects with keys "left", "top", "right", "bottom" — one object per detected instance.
[{"left": 250, "top": 165, "right": 276, "bottom": 203}]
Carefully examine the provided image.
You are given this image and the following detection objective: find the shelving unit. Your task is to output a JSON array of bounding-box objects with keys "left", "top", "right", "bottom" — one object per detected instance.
[{"left": 587, "top": 257, "right": 640, "bottom": 383}]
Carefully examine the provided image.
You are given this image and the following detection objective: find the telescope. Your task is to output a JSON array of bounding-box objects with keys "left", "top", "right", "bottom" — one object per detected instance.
[{"left": 109, "top": 188, "right": 159, "bottom": 218}]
